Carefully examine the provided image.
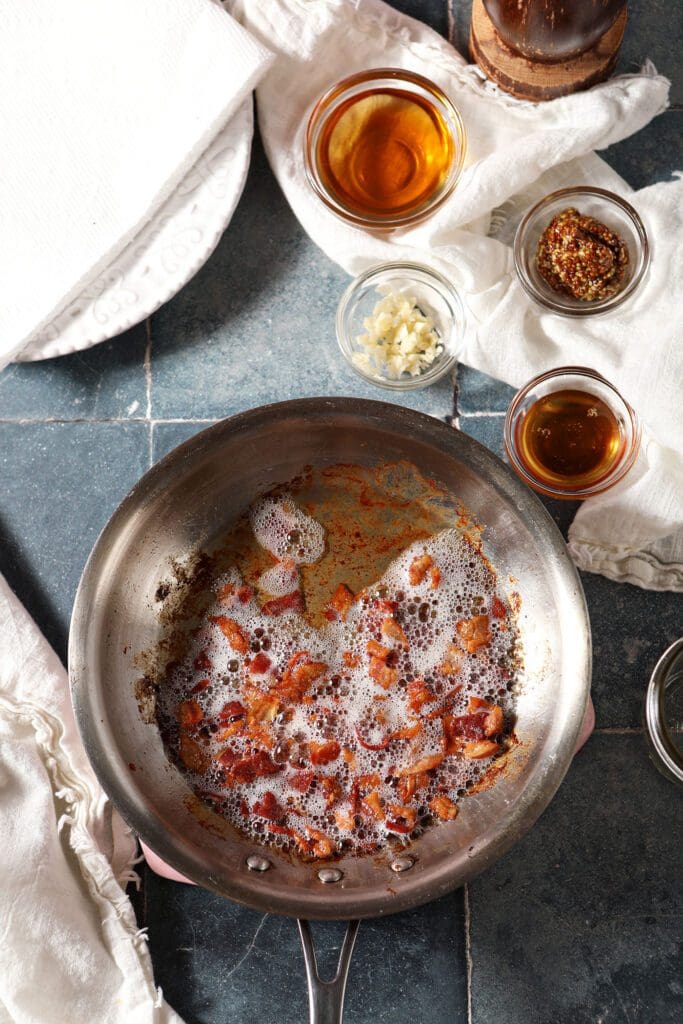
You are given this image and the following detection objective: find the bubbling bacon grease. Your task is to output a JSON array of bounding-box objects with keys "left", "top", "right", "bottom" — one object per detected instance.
[{"left": 159, "top": 501, "right": 520, "bottom": 861}]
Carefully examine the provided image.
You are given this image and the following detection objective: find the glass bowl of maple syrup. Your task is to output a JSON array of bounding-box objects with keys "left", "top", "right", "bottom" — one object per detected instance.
[
  {"left": 304, "top": 68, "right": 466, "bottom": 231},
  {"left": 503, "top": 367, "right": 641, "bottom": 499}
]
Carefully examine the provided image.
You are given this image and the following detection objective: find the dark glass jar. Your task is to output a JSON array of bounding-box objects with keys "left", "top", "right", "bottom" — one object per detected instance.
[{"left": 483, "top": 0, "right": 626, "bottom": 62}]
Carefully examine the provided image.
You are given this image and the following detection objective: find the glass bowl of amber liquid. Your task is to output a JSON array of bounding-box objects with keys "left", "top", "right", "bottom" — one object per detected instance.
[
  {"left": 513, "top": 187, "right": 650, "bottom": 316},
  {"left": 503, "top": 366, "right": 641, "bottom": 499},
  {"left": 304, "top": 68, "right": 466, "bottom": 231}
]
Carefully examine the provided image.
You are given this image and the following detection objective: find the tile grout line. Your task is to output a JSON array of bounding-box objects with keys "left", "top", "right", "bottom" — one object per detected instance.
[
  {"left": 464, "top": 882, "right": 473, "bottom": 1024},
  {"left": 0, "top": 417, "right": 219, "bottom": 425},
  {"left": 144, "top": 318, "right": 153, "bottom": 468},
  {"left": 460, "top": 411, "right": 506, "bottom": 418}
]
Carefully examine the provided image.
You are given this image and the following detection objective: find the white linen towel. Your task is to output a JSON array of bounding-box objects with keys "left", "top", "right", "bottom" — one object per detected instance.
[
  {"left": 0, "top": 574, "right": 184, "bottom": 1023},
  {"left": 0, "top": 0, "right": 272, "bottom": 367},
  {"left": 236, "top": 0, "right": 683, "bottom": 591}
]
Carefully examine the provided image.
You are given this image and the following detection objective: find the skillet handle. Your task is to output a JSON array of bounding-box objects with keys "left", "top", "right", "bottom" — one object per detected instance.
[{"left": 297, "top": 919, "right": 360, "bottom": 1024}]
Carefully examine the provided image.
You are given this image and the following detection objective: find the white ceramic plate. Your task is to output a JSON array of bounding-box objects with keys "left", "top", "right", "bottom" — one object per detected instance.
[{"left": 18, "top": 99, "right": 253, "bottom": 362}]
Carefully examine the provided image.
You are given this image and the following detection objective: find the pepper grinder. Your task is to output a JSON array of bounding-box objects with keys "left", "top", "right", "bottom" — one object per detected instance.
[{"left": 469, "top": 0, "right": 628, "bottom": 101}]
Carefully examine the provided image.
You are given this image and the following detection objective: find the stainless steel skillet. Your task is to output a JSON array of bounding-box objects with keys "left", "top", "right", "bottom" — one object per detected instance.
[{"left": 69, "top": 397, "right": 591, "bottom": 1023}]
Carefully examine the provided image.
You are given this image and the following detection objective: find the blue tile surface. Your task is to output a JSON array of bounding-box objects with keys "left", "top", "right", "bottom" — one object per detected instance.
[{"left": 0, "top": 3, "right": 680, "bottom": 1024}]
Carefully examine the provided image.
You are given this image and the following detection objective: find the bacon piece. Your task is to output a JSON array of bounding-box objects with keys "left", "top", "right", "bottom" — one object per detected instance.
[
  {"left": 366, "top": 639, "right": 390, "bottom": 660},
  {"left": 463, "top": 739, "right": 500, "bottom": 759},
  {"left": 491, "top": 595, "right": 507, "bottom": 619},
  {"left": 398, "top": 771, "right": 430, "bottom": 803},
  {"left": 361, "top": 790, "right": 383, "bottom": 820},
  {"left": 396, "top": 753, "right": 444, "bottom": 776},
  {"left": 262, "top": 591, "right": 304, "bottom": 616},
  {"left": 430, "top": 794, "right": 458, "bottom": 821},
  {"left": 303, "top": 826, "right": 334, "bottom": 859},
  {"left": 253, "top": 791, "right": 283, "bottom": 821},
  {"left": 341, "top": 747, "right": 357, "bottom": 770},
  {"left": 354, "top": 724, "right": 389, "bottom": 750},
  {"left": 386, "top": 803, "right": 417, "bottom": 829},
  {"left": 226, "top": 749, "right": 282, "bottom": 785},
  {"left": 278, "top": 656, "right": 328, "bottom": 703},
  {"left": 193, "top": 650, "right": 212, "bottom": 671},
  {"left": 467, "top": 697, "right": 504, "bottom": 737},
  {"left": 409, "top": 553, "right": 433, "bottom": 585},
  {"left": 177, "top": 699, "right": 203, "bottom": 728},
  {"left": 381, "top": 617, "right": 408, "bottom": 648},
  {"left": 179, "top": 733, "right": 209, "bottom": 773},
  {"left": 390, "top": 721, "right": 422, "bottom": 741},
  {"left": 456, "top": 614, "right": 491, "bottom": 654},
  {"left": 442, "top": 712, "right": 487, "bottom": 754},
  {"left": 247, "top": 652, "right": 272, "bottom": 676},
  {"left": 439, "top": 644, "right": 464, "bottom": 676},
  {"left": 334, "top": 808, "right": 356, "bottom": 831},
  {"left": 429, "top": 565, "right": 441, "bottom": 590},
  {"left": 368, "top": 657, "right": 398, "bottom": 689},
  {"left": 324, "top": 582, "right": 355, "bottom": 621},
  {"left": 406, "top": 679, "right": 436, "bottom": 713},
  {"left": 243, "top": 686, "right": 279, "bottom": 724},
  {"left": 320, "top": 775, "right": 342, "bottom": 808},
  {"left": 309, "top": 740, "right": 340, "bottom": 766},
  {"left": 290, "top": 770, "right": 315, "bottom": 793},
  {"left": 356, "top": 773, "right": 382, "bottom": 790},
  {"left": 342, "top": 650, "right": 360, "bottom": 669},
  {"left": 219, "top": 700, "right": 246, "bottom": 721},
  {"left": 191, "top": 678, "right": 211, "bottom": 694},
  {"left": 209, "top": 615, "right": 249, "bottom": 654},
  {"left": 217, "top": 583, "right": 253, "bottom": 606}
]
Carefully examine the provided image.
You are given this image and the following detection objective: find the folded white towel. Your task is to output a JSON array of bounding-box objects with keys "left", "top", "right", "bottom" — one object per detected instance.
[
  {"left": 237, "top": 0, "right": 683, "bottom": 591},
  {"left": 0, "top": 0, "right": 272, "bottom": 365},
  {"left": 0, "top": 574, "right": 184, "bottom": 1023}
]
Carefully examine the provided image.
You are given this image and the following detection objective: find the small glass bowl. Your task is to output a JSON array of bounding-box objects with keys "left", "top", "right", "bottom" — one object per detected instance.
[
  {"left": 503, "top": 366, "right": 641, "bottom": 499},
  {"left": 513, "top": 186, "right": 650, "bottom": 316},
  {"left": 644, "top": 638, "right": 683, "bottom": 788},
  {"left": 336, "top": 262, "right": 465, "bottom": 390},
  {"left": 304, "top": 67, "right": 466, "bottom": 231}
]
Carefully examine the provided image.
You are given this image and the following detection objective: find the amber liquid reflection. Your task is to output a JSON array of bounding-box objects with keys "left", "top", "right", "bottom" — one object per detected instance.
[
  {"left": 516, "top": 388, "right": 623, "bottom": 491},
  {"left": 316, "top": 88, "right": 454, "bottom": 219}
]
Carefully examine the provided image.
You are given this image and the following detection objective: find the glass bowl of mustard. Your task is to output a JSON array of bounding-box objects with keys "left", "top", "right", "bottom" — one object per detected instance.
[
  {"left": 513, "top": 186, "right": 650, "bottom": 316},
  {"left": 503, "top": 366, "right": 641, "bottom": 499},
  {"left": 304, "top": 68, "right": 467, "bottom": 231}
]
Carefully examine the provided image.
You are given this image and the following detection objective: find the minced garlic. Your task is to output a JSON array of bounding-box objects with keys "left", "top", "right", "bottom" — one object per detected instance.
[{"left": 352, "top": 291, "right": 442, "bottom": 379}]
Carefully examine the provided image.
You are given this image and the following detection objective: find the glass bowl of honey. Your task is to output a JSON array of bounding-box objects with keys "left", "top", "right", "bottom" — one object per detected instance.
[
  {"left": 305, "top": 68, "right": 466, "bottom": 231},
  {"left": 503, "top": 367, "right": 641, "bottom": 499},
  {"left": 336, "top": 262, "right": 464, "bottom": 390},
  {"left": 513, "top": 187, "right": 650, "bottom": 317}
]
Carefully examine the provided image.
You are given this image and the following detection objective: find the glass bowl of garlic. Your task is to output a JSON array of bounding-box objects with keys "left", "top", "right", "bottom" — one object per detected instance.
[{"left": 336, "top": 262, "right": 465, "bottom": 390}]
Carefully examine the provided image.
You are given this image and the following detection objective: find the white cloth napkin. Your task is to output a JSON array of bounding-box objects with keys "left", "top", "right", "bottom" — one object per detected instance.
[
  {"left": 0, "top": 0, "right": 272, "bottom": 366},
  {"left": 0, "top": 573, "right": 184, "bottom": 1023},
  {"left": 236, "top": 0, "right": 683, "bottom": 591}
]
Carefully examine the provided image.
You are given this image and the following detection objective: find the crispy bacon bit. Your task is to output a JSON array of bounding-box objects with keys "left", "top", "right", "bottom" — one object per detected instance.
[
  {"left": 324, "top": 583, "right": 355, "bottom": 621},
  {"left": 390, "top": 721, "right": 422, "bottom": 741},
  {"left": 309, "top": 740, "right": 341, "bottom": 766},
  {"left": 216, "top": 719, "right": 245, "bottom": 740},
  {"left": 467, "top": 697, "right": 504, "bottom": 737},
  {"left": 398, "top": 771, "right": 429, "bottom": 803},
  {"left": 216, "top": 746, "right": 237, "bottom": 768},
  {"left": 320, "top": 775, "right": 342, "bottom": 808},
  {"left": 247, "top": 652, "right": 272, "bottom": 676},
  {"left": 253, "top": 791, "right": 283, "bottom": 820},
  {"left": 354, "top": 724, "right": 390, "bottom": 751},
  {"left": 367, "top": 639, "right": 390, "bottom": 660},
  {"left": 191, "top": 678, "right": 211, "bottom": 694},
  {"left": 440, "top": 644, "right": 464, "bottom": 676},
  {"left": 262, "top": 591, "right": 304, "bottom": 616},
  {"left": 491, "top": 595, "right": 507, "bottom": 619},
  {"left": 361, "top": 790, "right": 383, "bottom": 820},
  {"left": 456, "top": 614, "right": 491, "bottom": 654},
  {"left": 356, "top": 772, "right": 382, "bottom": 790},
  {"left": 429, "top": 565, "right": 441, "bottom": 590},
  {"left": 463, "top": 739, "right": 500, "bottom": 760},
  {"left": 193, "top": 650, "right": 211, "bottom": 671},
  {"left": 386, "top": 803, "right": 417, "bottom": 832},
  {"left": 442, "top": 712, "right": 487, "bottom": 754},
  {"left": 342, "top": 650, "right": 360, "bottom": 669},
  {"left": 397, "top": 753, "right": 444, "bottom": 776},
  {"left": 179, "top": 733, "right": 209, "bottom": 773},
  {"left": 409, "top": 553, "right": 433, "bottom": 585},
  {"left": 243, "top": 687, "right": 279, "bottom": 724},
  {"left": 290, "top": 770, "right": 315, "bottom": 793},
  {"left": 278, "top": 655, "right": 328, "bottom": 702},
  {"left": 209, "top": 616, "right": 249, "bottom": 654},
  {"left": 381, "top": 616, "right": 409, "bottom": 648},
  {"left": 226, "top": 749, "right": 283, "bottom": 784},
  {"left": 407, "top": 679, "right": 436, "bottom": 713},
  {"left": 341, "top": 747, "right": 357, "bottom": 769},
  {"left": 430, "top": 794, "right": 458, "bottom": 821},
  {"left": 219, "top": 700, "right": 246, "bottom": 722},
  {"left": 369, "top": 657, "right": 399, "bottom": 689},
  {"left": 334, "top": 808, "right": 356, "bottom": 831},
  {"left": 177, "top": 699, "right": 203, "bottom": 728},
  {"left": 303, "top": 826, "right": 334, "bottom": 859}
]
